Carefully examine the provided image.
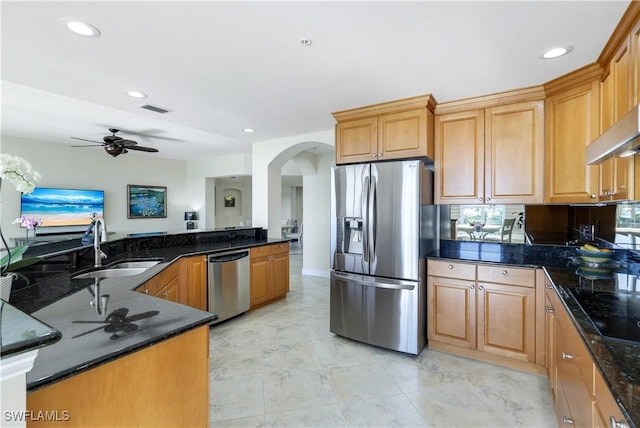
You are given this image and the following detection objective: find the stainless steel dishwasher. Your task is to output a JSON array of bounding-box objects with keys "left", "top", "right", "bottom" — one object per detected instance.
[{"left": 207, "top": 249, "right": 250, "bottom": 324}]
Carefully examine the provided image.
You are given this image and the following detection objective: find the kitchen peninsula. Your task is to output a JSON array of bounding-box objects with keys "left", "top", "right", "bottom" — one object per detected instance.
[{"left": 4, "top": 227, "right": 282, "bottom": 427}]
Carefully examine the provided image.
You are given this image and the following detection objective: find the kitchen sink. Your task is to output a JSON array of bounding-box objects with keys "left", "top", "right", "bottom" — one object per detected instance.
[
  {"left": 71, "top": 260, "right": 161, "bottom": 280},
  {"left": 72, "top": 267, "right": 150, "bottom": 280},
  {"left": 108, "top": 260, "right": 161, "bottom": 269}
]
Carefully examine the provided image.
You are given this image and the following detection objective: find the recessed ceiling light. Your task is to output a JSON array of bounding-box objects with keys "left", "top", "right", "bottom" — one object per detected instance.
[
  {"left": 542, "top": 46, "right": 573, "bottom": 59},
  {"left": 243, "top": 128, "right": 255, "bottom": 133},
  {"left": 127, "top": 91, "right": 148, "bottom": 99},
  {"left": 60, "top": 18, "right": 101, "bottom": 37}
]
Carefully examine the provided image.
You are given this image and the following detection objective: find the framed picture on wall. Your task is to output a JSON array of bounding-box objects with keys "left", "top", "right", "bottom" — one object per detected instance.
[
  {"left": 224, "top": 195, "right": 236, "bottom": 207},
  {"left": 127, "top": 185, "right": 167, "bottom": 218}
]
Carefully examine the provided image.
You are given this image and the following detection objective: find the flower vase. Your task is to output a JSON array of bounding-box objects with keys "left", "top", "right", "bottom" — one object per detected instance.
[{"left": 1, "top": 274, "right": 14, "bottom": 301}]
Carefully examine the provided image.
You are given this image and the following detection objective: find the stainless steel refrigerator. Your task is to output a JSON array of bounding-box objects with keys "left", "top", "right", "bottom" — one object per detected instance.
[{"left": 330, "top": 160, "right": 438, "bottom": 355}]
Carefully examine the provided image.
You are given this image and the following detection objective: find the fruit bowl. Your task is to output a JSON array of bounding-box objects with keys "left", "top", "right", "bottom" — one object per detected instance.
[{"left": 576, "top": 247, "right": 614, "bottom": 264}]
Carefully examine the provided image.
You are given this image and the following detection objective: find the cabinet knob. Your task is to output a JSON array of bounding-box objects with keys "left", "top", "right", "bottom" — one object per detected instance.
[
  {"left": 501, "top": 270, "right": 508, "bottom": 276},
  {"left": 562, "top": 416, "right": 574, "bottom": 425},
  {"left": 562, "top": 352, "right": 574, "bottom": 360},
  {"left": 545, "top": 306, "right": 554, "bottom": 313},
  {"left": 478, "top": 197, "right": 483, "bottom": 202},
  {"left": 610, "top": 416, "right": 628, "bottom": 428},
  {"left": 486, "top": 197, "right": 491, "bottom": 202},
  {"left": 590, "top": 194, "right": 597, "bottom": 199},
  {"left": 478, "top": 285, "right": 484, "bottom": 291},
  {"left": 469, "top": 284, "right": 475, "bottom": 290},
  {"left": 546, "top": 284, "right": 552, "bottom": 289},
  {"left": 448, "top": 264, "right": 454, "bottom": 269},
  {"left": 144, "top": 289, "right": 149, "bottom": 294},
  {"left": 372, "top": 153, "right": 377, "bottom": 157},
  {"left": 378, "top": 153, "right": 383, "bottom": 157}
]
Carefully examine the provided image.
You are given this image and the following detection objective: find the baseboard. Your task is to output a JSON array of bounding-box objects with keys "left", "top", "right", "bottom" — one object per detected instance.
[{"left": 301, "top": 268, "right": 330, "bottom": 278}]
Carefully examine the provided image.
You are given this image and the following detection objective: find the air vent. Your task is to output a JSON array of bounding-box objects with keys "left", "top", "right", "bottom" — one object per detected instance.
[{"left": 139, "top": 104, "right": 172, "bottom": 114}]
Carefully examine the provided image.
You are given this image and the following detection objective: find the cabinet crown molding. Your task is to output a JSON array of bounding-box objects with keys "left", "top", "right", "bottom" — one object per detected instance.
[
  {"left": 332, "top": 93, "right": 436, "bottom": 122},
  {"left": 434, "top": 86, "right": 545, "bottom": 115}
]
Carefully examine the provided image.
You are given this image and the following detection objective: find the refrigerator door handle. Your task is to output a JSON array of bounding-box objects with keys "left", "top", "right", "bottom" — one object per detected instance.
[
  {"left": 333, "top": 272, "right": 416, "bottom": 291},
  {"left": 362, "top": 169, "right": 370, "bottom": 263},
  {"left": 369, "top": 175, "right": 377, "bottom": 260}
]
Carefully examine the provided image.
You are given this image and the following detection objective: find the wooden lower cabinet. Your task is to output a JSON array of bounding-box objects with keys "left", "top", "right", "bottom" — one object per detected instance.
[
  {"left": 427, "top": 260, "right": 538, "bottom": 368},
  {"left": 135, "top": 261, "right": 181, "bottom": 303},
  {"left": 250, "top": 242, "right": 289, "bottom": 309},
  {"left": 27, "top": 326, "right": 210, "bottom": 427},
  {"left": 180, "top": 255, "right": 207, "bottom": 311},
  {"left": 544, "top": 280, "right": 630, "bottom": 428}
]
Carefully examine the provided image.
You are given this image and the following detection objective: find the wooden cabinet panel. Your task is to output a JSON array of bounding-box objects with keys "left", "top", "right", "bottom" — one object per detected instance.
[
  {"left": 427, "top": 259, "right": 476, "bottom": 281},
  {"left": 476, "top": 282, "right": 535, "bottom": 362},
  {"left": 485, "top": 101, "right": 544, "bottom": 204},
  {"left": 434, "top": 109, "right": 484, "bottom": 204},
  {"left": 156, "top": 276, "right": 180, "bottom": 303},
  {"left": 378, "top": 108, "right": 432, "bottom": 161},
  {"left": 545, "top": 80, "right": 600, "bottom": 203},
  {"left": 185, "top": 255, "right": 207, "bottom": 311},
  {"left": 27, "top": 326, "right": 210, "bottom": 428},
  {"left": 613, "top": 38, "right": 632, "bottom": 122},
  {"left": 545, "top": 292, "right": 557, "bottom": 403},
  {"left": 477, "top": 264, "right": 535, "bottom": 288},
  {"left": 333, "top": 95, "right": 435, "bottom": 165},
  {"left": 427, "top": 275, "right": 476, "bottom": 349},
  {"left": 137, "top": 262, "right": 180, "bottom": 302},
  {"left": 594, "top": 368, "right": 630, "bottom": 428},
  {"left": 335, "top": 117, "right": 377, "bottom": 164},
  {"left": 250, "top": 243, "right": 290, "bottom": 309}
]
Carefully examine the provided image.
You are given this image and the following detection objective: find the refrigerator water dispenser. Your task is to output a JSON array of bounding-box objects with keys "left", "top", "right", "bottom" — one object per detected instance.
[{"left": 344, "top": 218, "right": 363, "bottom": 254}]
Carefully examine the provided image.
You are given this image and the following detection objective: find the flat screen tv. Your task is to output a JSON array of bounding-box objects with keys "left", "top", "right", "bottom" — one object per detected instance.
[{"left": 20, "top": 187, "right": 105, "bottom": 229}]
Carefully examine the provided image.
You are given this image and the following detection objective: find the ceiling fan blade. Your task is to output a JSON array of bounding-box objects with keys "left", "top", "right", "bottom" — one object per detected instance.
[
  {"left": 118, "top": 139, "right": 138, "bottom": 147},
  {"left": 127, "top": 146, "right": 159, "bottom": 153},
  {"left": 71, "top": 137, "right": 102, "bottom": 144}
]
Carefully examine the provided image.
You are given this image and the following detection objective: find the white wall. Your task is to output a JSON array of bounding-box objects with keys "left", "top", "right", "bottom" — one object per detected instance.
[
  {"left": 1, "top": 136, "right": 188, "bottom": 238},
  {"left": 214, "top": 176, "right": 252, "bottom": 228},
  {"left": 301, "top": 152, "right": 334, "bottom": 277}
]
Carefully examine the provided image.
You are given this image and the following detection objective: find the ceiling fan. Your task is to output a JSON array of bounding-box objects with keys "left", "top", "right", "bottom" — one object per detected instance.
[{"left": 71, "top": 128, "right": 159, "bottom": 157}]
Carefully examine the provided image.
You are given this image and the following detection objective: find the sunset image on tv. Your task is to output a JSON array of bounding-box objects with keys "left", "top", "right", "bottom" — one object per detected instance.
[{"left": 20, "top": 187, "right": 104, "bottom": 227}]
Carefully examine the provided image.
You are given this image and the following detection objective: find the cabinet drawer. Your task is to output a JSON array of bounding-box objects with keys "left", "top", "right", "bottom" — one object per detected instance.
[
  {"left": 270, "top": 242, "right": 290, "bottom": 255},
  {"left": 477, "top": 265, "right": 535, "bottom": 287},
  {"left": 594, "top": 368, "right": 628, "bottom": 428},
  {"left": 427, "top": 260, "right": 476, "bottom": 280},
  {"left": 250, "top": 245, "right": 271, "bottom": 259}
]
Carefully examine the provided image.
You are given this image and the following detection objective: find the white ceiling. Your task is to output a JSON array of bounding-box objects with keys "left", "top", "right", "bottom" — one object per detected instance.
[{"left": 0, "top": 1, "right": 630, "bottom": 161}]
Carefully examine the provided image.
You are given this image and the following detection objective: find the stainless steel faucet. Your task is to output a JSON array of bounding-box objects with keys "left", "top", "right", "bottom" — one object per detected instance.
[{"left": 89, "top": 214, "right": 108, "bottom": 267}]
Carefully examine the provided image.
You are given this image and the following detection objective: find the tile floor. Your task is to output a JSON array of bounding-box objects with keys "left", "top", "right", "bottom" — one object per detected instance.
[{"left": 209, "top": 251, "right": 558, "bottom": 427}]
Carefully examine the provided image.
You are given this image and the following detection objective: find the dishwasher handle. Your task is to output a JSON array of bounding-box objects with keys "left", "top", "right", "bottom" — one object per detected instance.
[{"left": 208, "top": 250, "right": 249, "bottom": 263}]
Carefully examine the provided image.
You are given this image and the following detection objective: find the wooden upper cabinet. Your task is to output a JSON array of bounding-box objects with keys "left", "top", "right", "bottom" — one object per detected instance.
[
  {"left": 333, "top": 94, "right": 435, "bottom": 165},
  {"left": 485, "top": 101, "right": 544, "bottom": 204},
  {"left": 613, "top": 36, "right": 632, "bottom": 121},
  {"left": 545, "top": 80, "right": 600, "bottom": 203},
  {"left": 434, "top": 109, "right": 484, "bottom": 204},
  {"left": 434, "top": 99, "right": 543, "bottom": 204},
  {"left": 335, "top": 117, "right": 377, "bottom": 164}
]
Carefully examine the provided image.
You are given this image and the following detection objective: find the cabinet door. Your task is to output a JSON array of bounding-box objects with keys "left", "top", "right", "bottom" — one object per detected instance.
[
  {"left": 545, "top": 80, "right": 600, "bottom": 203},
  {"left": 427, "top": 276, "right": 476, "bottom": 349},
  {"left": 335, "top": 117, "right": 377, "bottom": 164},
  {"left": 186, "top": 255, "right": 207, "bottom": 311},
  {"left": 613, "top": 36, "right": 632, "bottom": 122},
  {"left": 271, "top": 252, "right": 289, "bottom": 298},
  {"left": 594, "top": 368, "right": 630, "bottom": 428},
  {"left": 544, "top": 292, "right": 557, "bottom": 403},
  {"left": 250, "top": 255, "right": 271, "bottom": 307},
  {"left": 378, "top": 108, "right": 431, "bottom": 161},
  {"left": 485, "top": 101, "right": 544, "bottom": 204},
  {"left": 555, "top": 319, "right": 593, "bottom": 428},
  {"left": 155, "top": 276, "right": 180, "bottom": 303},
  {"left": 434, "top": 110, "right": 485, "bottom": 204},
  {"left": 476, "top": 282, "right": 535, "bottom": 362}
]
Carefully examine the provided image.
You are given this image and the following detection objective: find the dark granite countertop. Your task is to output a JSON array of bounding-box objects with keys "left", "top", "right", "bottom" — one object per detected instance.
[
  {"left": 428, "top": 240, "right": 638, "bottom": 428},
  {"left": 1, "top": 301, "right": 61, "bottom": 358},
  {"left": 4, "top": 228, "right": 288, "bottom": 391}
]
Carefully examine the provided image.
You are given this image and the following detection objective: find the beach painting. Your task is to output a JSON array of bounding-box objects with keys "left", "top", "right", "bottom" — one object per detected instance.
[
  {"left": 20, "top": 187, "right": 104, "bottom": 227},
  {"left": 127, "top": 185, "right": 167, "bottom": 218}
]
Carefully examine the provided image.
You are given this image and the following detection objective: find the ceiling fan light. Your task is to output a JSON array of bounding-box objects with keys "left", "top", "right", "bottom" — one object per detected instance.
[{"left": 105, "top": 144, "right": 124, "bottom": 157}]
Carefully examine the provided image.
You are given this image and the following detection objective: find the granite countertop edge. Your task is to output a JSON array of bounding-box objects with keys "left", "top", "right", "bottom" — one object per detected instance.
[{"left": 9, "top": 234, "right": 290, "bottom": 391}]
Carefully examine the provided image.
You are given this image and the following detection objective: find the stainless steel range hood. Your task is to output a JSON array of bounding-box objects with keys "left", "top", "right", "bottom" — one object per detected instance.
[{"left": 586, "top": 104, "right": 640, "bottom": 164}]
